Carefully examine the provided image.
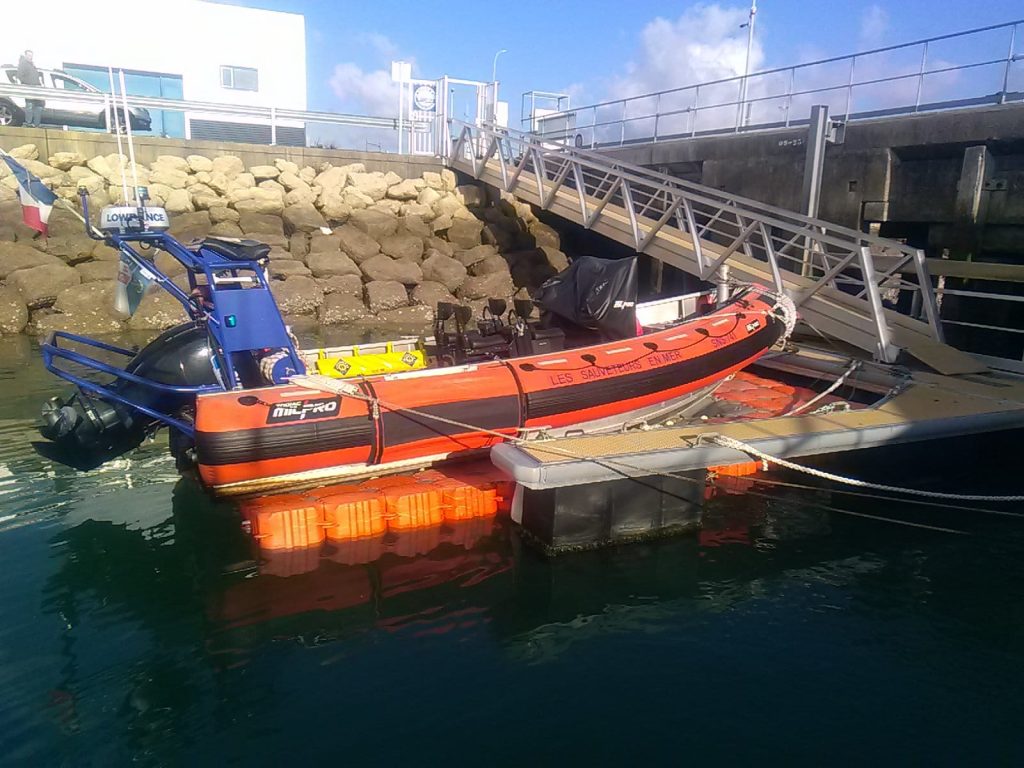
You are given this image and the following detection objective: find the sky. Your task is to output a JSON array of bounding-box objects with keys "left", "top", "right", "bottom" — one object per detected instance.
[{"left": 214, "top": 0, "right": 1021, "bottom": 141}]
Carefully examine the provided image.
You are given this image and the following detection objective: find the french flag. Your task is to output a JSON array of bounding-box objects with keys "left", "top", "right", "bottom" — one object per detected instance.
[{"left": 2, "top": 155, "right": 57, "bottom": 236}]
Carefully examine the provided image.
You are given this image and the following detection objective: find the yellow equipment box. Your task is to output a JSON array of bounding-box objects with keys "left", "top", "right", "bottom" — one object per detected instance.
[{"left": 313, "top": 340, "right": 427, "bottom": 379}]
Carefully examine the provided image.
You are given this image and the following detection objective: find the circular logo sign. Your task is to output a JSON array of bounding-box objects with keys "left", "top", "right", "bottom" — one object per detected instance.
[{"left": 413, "top": 84, "right": 437, "bottom": 112}]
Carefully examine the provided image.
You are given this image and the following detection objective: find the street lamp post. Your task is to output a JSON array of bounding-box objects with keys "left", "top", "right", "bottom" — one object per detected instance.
[
  {"left": 737, "top": 0, "right": 757, "bottom": 129},
  {"left": 492, "top": 49, "right": 508, "bottom": 85}
]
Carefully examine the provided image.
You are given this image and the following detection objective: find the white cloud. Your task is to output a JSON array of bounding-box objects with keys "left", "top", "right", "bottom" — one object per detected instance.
[
  {"left": 860, "top": 5, "right": 889, "bottom": 47},
  {"left": 607, "top": 4, "right": 763, "bottom": 101},
  {"left": 328, "top": 62, "right": 402, "bottom": 116},
  {"left": 366, "top": 33, "right": 399, "bottom": 60}
]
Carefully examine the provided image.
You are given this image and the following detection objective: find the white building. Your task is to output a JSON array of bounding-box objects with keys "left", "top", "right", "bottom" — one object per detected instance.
[{"left": 3, "top": 0, "right": 307, "bottom": 145}]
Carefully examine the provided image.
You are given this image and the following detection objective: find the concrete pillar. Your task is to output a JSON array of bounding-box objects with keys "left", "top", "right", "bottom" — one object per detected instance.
[{"left": 955, "top": 145, "right": 991, "bottom": 224}]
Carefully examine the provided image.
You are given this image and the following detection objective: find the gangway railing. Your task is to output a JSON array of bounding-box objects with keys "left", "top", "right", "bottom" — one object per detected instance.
[
  {"left": 448, "top": 121, "right": 960, "bottom": 369},
  {"left": 530, "top": 19, "right": 1023, "bottom": 149}
]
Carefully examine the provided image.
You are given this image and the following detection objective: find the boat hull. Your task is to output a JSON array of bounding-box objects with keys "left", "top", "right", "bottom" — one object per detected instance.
[{"left": 195, "top": 288, "right": 788, "bottom": 495}]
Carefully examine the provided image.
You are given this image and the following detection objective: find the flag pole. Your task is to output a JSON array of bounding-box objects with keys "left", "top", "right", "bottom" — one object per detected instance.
[
  {"left": 117, "top": 69, "right": 142, "bottom": 206},
  {"left": 0, "top": 147, "right": 102, "bottom": 235}
]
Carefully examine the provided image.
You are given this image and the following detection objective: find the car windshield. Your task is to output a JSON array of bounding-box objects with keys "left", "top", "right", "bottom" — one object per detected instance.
[{"left": 51, "top": 74, "right": 89, "bottom": 91}]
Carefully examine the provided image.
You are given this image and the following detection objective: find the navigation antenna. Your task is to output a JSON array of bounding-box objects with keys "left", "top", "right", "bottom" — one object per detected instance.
[{"left": 105, "top": 67, "right": 131, "bottom": 207}]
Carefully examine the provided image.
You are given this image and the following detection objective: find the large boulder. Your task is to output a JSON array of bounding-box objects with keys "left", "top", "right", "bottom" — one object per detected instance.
[
  {"left": 317, "top": 273, "right": 363, "bottom": 297},
  {"left": 148, "top": 166, "right": 190, "bottom": 189},
  {"left": 399, "top": 205, "right": 435, "bottom": 225},
  {"left": 319, "top": 293, "right": 371, "bottom": 325},
  {"left": 8, "top": 264, "right": 80, "bottom": 308},
  {"left": 238, "top": 212, "right": 285, "bottom": 236},
  {"left": 411, "top": 281, "right": 456, "bottom": 307},
  {"left": 152, "top": 155, "right": 190, "bottom": 173},
  {"left": 187, "top": 155, "right": 214, "bottom": 173},
  {"left": 209, "top": 206, "right": 240, "bottom": 224},
  {"left": 76, "top": 260, "right": 117, "bottom": 283},
  {"left": 447, "top": 218, "right": 484, "bottom": 249},
  {"left": 360, "top": 254, "right": 422, "bottom": 286},
  {"left": 211, "top": 155, "right": 245, "bottom": 179},
  {"left": 349, "top": 209, "right": 399, "bottom": 241},
  {"left": 319, "top": 190, "right": 352, "bottom": 222},
  {"left": 470, "top": 254, "right": 513, "bottom": 277},
  {"left": 0, "top": 286, "right": 28, "bottom": 334},
  {"left": 250, "top": 165, "right": 279, "bottom": 181},
  {"left": 209, "top": 221, "right": 244, "bottom": 238},
  {"left": 306, "top": 251, "right": 361, "bottom": 278},
  {"left": 165, "top": 188, "right": 195, "bottom": 215},
  {"left": 313, "top": 166, "right": 348, "bottom": 191},
  {"left": 229, "top": 188, "right": 285, "bottom": 216},
  {"left": 529, "top": 220, "right": 560, "bottom": 249},
  {"left": 373, "top": 304, "right": 434, "bottom": 327},
  {"left": 456, "top": 185, "right": 484, "bottom": 207},
  {"left": 278, "top": 171, "right": 308, "bottom": 192},
  {"left": 422, "top": 171, "right": 444, "bottom": 190},
  {"left": 53, "top": 280, "right": 123, "bottom": 321},
  {"left": 128, "top": 288, "right": 189, "bottom": 330},
  {"left": 270, "top": 276, "right": 323, "bottom": 315},
  {"left": 289, "top": 232, "right": 310, "bottom": 260},
  {"left": 44, "top": 235, "right": 102, "bottom": 267},
  {"left": 31, "top": 310, "right": 124, "bottom": 337},
  {"left": 457, "top": 271, "right": 515, "bottom": 300},
  {"left": 189, "top": 183, "right": 222, "bottom": 211},
  {"left": 420, "top": 252, "right": 467, "bottom": 293},
  {"left": 371, "top": 199, "right": 402, "bottom": 216},
  {"left": 347, "top": 172, "right": 388, "bottom": 201},
  {"left": 48, "top": 152, "right": 87, "bottom": 171},
  {"left": 284, "top": 187, "right": 316, "bottom": 206},
  {"left": 386, "top": 179, "right": 422, "bottom": 200},
  {"left": 425, "top": 236, "right": 454, "bottom": 257},
  {"left": 168, "top": 211, "right": 212, "bottom": 242},
  {"left": 0, "top": 243, "right": 63, "bottom": 279},
  {"left": 365, "top": 280, "right": 408, "bottom": 313},
  {"left": 453, "top": 244, "right": 496, "bottom": 268},
  {"left": 268, "top": 260, "right": 312, "bottom": 278},
  {"left": 335, "top": 224, "right": 381, "bottom": 263},
  {"left": 380, "top": 233, "right": 424, "bottom": 262},
  {"left": 282, "top": 202, "right": 327, "bottom": 234},
  {"left": 275, "top": 159, "right": 300, "bottom": 175},
  {"left": 9, "top": 144, "right": 39, "bottom": 161}
]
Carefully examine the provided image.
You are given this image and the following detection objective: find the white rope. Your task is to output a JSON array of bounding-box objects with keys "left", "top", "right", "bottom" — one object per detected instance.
[
  {"left": 712, "top": 434, "right": 1024, "bottom": 502},
  {"left": 782, "top": 360, "right": 860, "bottom": 416}
]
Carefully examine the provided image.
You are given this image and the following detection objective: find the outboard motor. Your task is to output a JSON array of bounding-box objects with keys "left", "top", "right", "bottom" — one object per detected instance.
[{"left": 38, "top": 322, "right": 220, "bottom": 466}]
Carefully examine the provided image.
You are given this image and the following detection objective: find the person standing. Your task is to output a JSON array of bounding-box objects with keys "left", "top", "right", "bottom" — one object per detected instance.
[{"left": 17, "top": 50, "right": 45, "bottom": 128}]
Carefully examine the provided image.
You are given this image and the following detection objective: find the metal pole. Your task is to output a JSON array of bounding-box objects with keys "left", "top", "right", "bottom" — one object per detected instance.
[
  {"left": 653, "top": 92, "right": 661, "bottom": 142},
  {"left": 397, "top": 79, "right": 404, "bottom": 155},
  {"left": 270, "top": 106, "right": 277, "bottom": 146},
  {"left": 736, "top": 0, "right": 757, "bottom": 129},
  {"left": 117, "top": 70, "right": 141, "bottom": 205},
  {"left": 784, "top": 67, "right": 794, "bottom": 127},
  {"left": 620, "top": 100, "right": 626, "bottom": 146},
  {"left": 691, "top": 86, "right": 700, "bottom": 137},
  {"left": 492, "top": 49, "right": 507, "bottom": 85},
  {"left": 844, "top": 56, "right": 856, "bottom": 119},
  {"left": 857, "top": 246, "right": 899, "bottom": 363},
  {"left": 800, "top": 104, "right": 830, "bottom": 276},
  {"left": 1000, "top": 24, "right": 1017, "bottom": 104},
  {"left": 914, "top": 41, "right": 929, "bottom": 111}
]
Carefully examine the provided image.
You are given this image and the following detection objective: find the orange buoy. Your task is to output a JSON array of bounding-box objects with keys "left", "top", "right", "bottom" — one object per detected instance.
[
  {"left": 320, "top": 490, "right": 386, "bottom": 541},
  {"left": 242, "top": 493, "right": 325, "bottom": 550}
]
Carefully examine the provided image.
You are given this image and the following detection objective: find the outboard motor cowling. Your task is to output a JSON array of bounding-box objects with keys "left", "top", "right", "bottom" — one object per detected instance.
[{"left": 38, "top": 321, "right": 220, "bottom": 466}]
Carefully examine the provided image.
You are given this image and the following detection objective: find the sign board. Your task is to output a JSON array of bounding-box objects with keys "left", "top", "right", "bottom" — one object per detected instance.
[{"left": 412, "top": 84, "right": 437, "bottom": 113}]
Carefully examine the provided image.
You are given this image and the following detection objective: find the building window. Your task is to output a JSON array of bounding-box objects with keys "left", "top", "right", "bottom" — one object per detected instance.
[{"left": 220, "top": 65, "right": 258, "bottom": 91}]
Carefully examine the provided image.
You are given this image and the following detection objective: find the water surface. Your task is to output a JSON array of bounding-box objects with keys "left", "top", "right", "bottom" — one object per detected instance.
[{"left": 1, "top": 334, "right": 1022, "bottom": 766}]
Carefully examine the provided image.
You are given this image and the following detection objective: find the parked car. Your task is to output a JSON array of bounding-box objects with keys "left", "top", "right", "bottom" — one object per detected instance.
[{"left": 0, "top": 67, "right": 151, "bottom": 132}]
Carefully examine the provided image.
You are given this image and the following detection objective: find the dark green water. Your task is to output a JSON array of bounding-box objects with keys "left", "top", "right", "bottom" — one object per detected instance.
[{"left": 1, "top": 333, "right": 1023, "bottom": 766}]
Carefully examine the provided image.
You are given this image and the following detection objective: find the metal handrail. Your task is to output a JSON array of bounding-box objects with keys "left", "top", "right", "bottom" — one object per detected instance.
[
  {"left": 531, "top": 19, "right": 1023, "bottom": 147},
  {"left": 0, "top": 83, "right": 429, "bottom": 141},
  {"left": 449, "top": 121, "right": 945, "bottom": 363}
]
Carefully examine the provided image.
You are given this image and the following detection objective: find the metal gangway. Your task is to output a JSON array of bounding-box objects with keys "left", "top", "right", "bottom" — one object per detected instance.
[{"left": 447, "top": 121, "right": 985, "bottom": 375}]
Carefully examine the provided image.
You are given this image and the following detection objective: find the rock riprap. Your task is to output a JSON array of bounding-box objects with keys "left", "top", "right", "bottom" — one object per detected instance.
[{"left": 0, "top": 144, "right": 567, "bottom": 336}]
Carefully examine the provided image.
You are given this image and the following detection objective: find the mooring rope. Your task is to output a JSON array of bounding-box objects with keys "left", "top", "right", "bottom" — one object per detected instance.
[{"left": 712, "top": 434, "right": 1024, "bottom": 503}]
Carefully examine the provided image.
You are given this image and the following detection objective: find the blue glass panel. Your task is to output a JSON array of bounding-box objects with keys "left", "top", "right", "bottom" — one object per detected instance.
[{"left": 62, "top": 64, "right": 185, "bottom": 138}]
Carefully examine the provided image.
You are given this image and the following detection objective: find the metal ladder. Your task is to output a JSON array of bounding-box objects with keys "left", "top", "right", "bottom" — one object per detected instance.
[{"left": 447, "top": 121, "right": 984, "bottom": 374}]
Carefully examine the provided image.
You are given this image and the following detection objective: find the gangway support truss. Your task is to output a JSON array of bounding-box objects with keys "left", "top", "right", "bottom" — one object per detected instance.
[{"left": 447, "top": 122, "right": 983, "bottom": 375}]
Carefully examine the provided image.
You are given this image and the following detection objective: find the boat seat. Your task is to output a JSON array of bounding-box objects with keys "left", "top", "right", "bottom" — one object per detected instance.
[{"left": 197, "top": 237, "right": 271, "bottom": 262}]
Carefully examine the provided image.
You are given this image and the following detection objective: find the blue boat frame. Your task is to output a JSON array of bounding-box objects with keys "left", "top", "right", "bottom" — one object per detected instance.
[{"left": 40, "top": 195, "right": 306, "bottom": 438}]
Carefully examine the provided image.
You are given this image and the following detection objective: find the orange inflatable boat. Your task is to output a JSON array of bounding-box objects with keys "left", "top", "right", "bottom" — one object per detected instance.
[{"left": 194, "top": 285, "right": 794, "bottom": 495}]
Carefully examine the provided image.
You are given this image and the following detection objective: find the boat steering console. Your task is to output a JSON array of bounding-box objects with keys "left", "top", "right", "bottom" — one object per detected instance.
[{"left": 433, "top": 298, "right": 566, "bottom": 366}]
